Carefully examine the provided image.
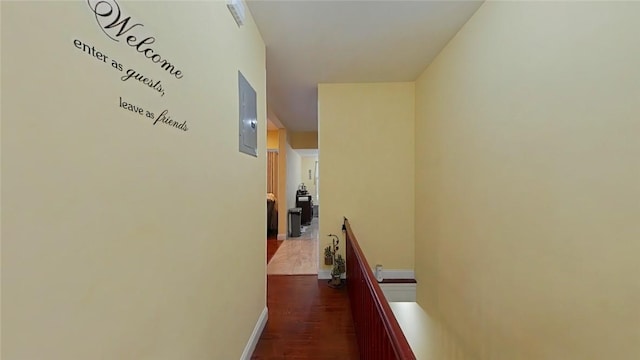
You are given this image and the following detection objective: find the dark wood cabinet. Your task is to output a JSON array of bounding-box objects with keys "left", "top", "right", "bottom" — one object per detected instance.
[{"left": 296, "top": 194, "right": 313, "bottom": 225}]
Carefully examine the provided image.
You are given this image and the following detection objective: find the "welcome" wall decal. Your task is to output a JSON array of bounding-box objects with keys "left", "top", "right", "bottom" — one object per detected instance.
[
  {"left": 72, "top": 0, "right": 190, "bottom": 132},
  {"left": 87, "top": 0, "right": 184, "bottom": 80}
]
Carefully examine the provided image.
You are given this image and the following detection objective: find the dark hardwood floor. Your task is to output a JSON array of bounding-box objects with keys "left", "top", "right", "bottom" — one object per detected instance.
[
  {"left": 267, "top": 237, "right": 283, "bottom": 263},
  {"left": 251, "top": 275, "right": 360, "bottom": 360}
]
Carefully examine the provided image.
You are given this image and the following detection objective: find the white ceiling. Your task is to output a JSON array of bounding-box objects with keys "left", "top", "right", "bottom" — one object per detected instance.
[
  {"left": 247, "top": 0, "right": 483, "bottom": 132},
  {"left": 295, "top": 149, "right": 319, "bottom": 157}
]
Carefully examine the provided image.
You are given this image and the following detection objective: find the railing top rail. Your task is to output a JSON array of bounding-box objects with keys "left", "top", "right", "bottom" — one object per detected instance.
[{"left": 343, "top": 217, "right": 416, "bottom": 360}]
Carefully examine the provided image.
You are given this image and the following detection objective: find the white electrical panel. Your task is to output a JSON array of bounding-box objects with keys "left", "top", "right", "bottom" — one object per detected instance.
[{"left": 238, "top": 71, "right": 257, "bottom": 157}]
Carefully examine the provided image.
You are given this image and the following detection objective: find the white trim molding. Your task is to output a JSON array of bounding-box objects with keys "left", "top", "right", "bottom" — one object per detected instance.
[
  {"left": 276, "top": 233, "right": 286, "bottom": 240},
  {"left": 317, "top": 269, "right": 345, "bottom": 280},
  {"left": 317, "top": 269, "right": 414, "bottom": 281},
  {"left": 380, "top": 269, "right": 415, "bottom": 279},
  {"left": 240, "top": 307, "right": 268, "bottom": 360},
  {"left": 380, "top": 283, "right": 417, "bottom": 302},
  {"left": 318, "top": 269, "right": 331, "bottom": 280}
]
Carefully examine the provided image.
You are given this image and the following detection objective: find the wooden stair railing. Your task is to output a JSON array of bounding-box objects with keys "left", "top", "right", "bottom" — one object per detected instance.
[{"left": 343, "top": 217, "right": 416, "bottom": 360}]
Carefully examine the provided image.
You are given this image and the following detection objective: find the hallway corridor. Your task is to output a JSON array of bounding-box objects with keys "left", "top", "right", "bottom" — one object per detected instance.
[
  {"left": 267, "top": 218, "right": 319, "bottom": 275},
  {"left": 251, "top": 275, "right": 359, "bottom": 359}
]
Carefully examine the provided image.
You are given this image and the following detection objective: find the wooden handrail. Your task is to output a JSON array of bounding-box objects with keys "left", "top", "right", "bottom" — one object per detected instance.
[{"left": 344, "top": 217, "right": 416, "bottom": 360}]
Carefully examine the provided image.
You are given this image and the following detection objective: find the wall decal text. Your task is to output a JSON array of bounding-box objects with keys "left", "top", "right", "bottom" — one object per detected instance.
[
  {"left": 72, "top": 39, "right": 188, "bottom": 132},
  {"left": 87, "top": 0, "right": 184, "bottom": 80},
  {"left": 73, "top": 38, "right": 165, "bottom": 97},
  {"left": 119, "top": 97, "right": 188, "bottom": 131}
]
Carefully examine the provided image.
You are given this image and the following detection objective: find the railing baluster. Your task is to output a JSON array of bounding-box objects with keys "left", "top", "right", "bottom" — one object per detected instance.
[{"left": 343, "top": 217, "right": 416, "bottom": 360}]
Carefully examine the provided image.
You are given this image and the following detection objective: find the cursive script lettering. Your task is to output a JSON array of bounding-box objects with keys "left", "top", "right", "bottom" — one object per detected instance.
[
  {"left": 119, "top": 96, "right": 144, "bottom": 115},
  {"left": 154, "top": 109, "right": 188, "bottom": 131},
  {"left": 121, "top": 68, "right": 165, "bottom": 97},
  {"left": 87, "top": 0, "right": 183, "bottom": 79}
]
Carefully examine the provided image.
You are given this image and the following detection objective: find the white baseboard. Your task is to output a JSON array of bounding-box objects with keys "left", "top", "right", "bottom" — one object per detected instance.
[
  {"left": 380, "top": 283, "right": 417, "bottom": 302},
  {"left": 240, "top": 306, "right": 268, "bottom": 360},
  {"left": 318, "top": 269, "right": 331, "bottom": 279},
  {"left": 381, "top": 269, "right": 415, "bottom": 279},
  {"left": 378, "top": 269, "right": 416, "bottom": 302},
  {"left": 317, "top": 269, "right": 345, "bottom": 280},
  {"left": 317, "top": 269, "right": 414, "bottom": 281},
  {"left": 276, "top": 233, "right": 286, "bottom": 240},
  {"left": 318, "top": 268, "right": 416, "bottom": 301}
]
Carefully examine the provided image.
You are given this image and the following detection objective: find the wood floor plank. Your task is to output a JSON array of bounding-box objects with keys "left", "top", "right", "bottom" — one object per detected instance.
[
  {"left": 251, "top": 275, "right": 360, "bottom": 360},
  {"left": 267, "top": 238, "right": 283, "bottom": 263}
]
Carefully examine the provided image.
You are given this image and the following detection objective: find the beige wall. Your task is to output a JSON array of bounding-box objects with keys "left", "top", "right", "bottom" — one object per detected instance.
[
  {"left": 286, "top": 142, "right": 302, "bottom": 213},
  {"left": 300, "top": 156, "right": 318, "bottom": 205},
  {"left": 2, "top": 2, "right": 266, "bottom": 359},
  {"left": 267, "top": 130, "right": 279, "bottom": 150},
  {"left": 289, "top": 131, "right": 318, "bottom": 149},
  {"left": 318, "top": 83, "right": 415, "bottom": 270},
  {"left": 277, "top": 129, "right": 288, "bottom": 236},
  {"left": 415, "top": 2, "right": 640, "bottom": 359}
]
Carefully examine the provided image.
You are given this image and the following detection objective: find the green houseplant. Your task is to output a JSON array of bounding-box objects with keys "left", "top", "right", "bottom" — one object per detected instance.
[
  {"left": 324, "top": 246, "right": 333, "bottom": 265},
  {"left": 330, "top": 254, "right": 346, "bottom": 286},
  {"left": 327, "top": 234, "right": 345, "bottom": 287}
]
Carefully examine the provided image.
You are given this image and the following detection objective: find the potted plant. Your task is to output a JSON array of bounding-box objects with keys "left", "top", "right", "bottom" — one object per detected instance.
[
  {"left": 327, "top": 234, "right": 345, "bottom": 288},
  {"left": 324, "top": 246, "right": 333, "bottom": 265},
  {"left": 330, "top": 254, "right": 346, "bottom": 287}
]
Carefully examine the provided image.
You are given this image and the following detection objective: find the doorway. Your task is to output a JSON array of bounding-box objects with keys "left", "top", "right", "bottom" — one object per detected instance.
[{"left": 267, "top": 149, "right": 319, "bottom": 275}]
